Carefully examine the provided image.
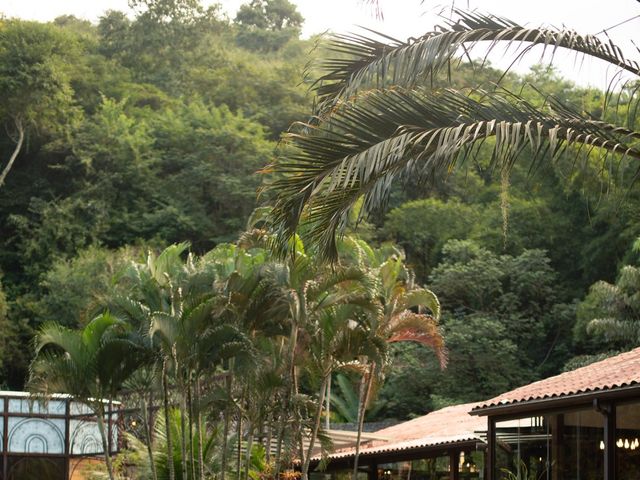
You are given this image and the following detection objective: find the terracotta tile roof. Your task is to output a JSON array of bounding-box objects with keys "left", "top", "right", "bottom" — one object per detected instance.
[
  {"left": 473, "top": 347, "right": 640, "bottom": 413},
  {"left": 325, "top": 402, "right": 486, "bottom": 460}
]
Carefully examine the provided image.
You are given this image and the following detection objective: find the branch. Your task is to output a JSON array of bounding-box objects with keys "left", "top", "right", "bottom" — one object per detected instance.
[{"left": 0, "top": 117, "right": 25, "bottom": 188}]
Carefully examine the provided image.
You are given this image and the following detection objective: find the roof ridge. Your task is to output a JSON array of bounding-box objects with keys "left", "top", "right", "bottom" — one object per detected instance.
[{"left": 473, "top": 346, "right": 640, "bottom": 411}]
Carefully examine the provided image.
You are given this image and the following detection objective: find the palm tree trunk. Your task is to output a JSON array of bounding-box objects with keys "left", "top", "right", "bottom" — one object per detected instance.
[
  {"left": 352, "top": 363, "right": 374, "bottom": 480},
  {"left": 301, "top": 375, "right": 328, "bottom": 480},
  {"left": 163, "top": 363, "right": 176, "bottom": 480},
  {"left": 188, "top": 380, "right": 196, "bottom": 480},
  {"left": 195, "top": 376, "right": 205, "bottom": 480},
  {"left": 265, "top": 417, "right": 273, "bottom": 463},
  {"left": 325, "top": 376, "right": 331, "bottom": 431},
  {"left": 142, "top": 395, "right": 158, "bottom": 480},
  {"left": 221, "top": 370, "right": 233, "bottom": 480},
  {"left": 180, "top": 384, "right": 189, "bottom": 480},
  {"left": 275, "top": 324, "right": 299, "bottom": 478},
  {"left": 95, "top": 404, "right": 116, "bottom": 480},
  {"left": 236, "top": 414, "right": 243, "bottom": 479},
  {"left": 244, "top": 420, "right": 254, "bottom": 480}
]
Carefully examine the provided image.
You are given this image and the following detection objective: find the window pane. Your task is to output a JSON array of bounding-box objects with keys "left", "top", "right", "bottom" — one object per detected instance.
[
  {"left": 616, "top": 402, "right": 640, "bottom": 479},
  {"left": 495, "top": 416, "right": 551, "bottom": 480},
  {"left": 459, "top": 450, "right": 484, "bottom": 479},
  {"left": 562, "top": 409, "right": 604, "bottom": 480},
  {"left": 409, "top": 457, "right": 450, "bottom": 480}
]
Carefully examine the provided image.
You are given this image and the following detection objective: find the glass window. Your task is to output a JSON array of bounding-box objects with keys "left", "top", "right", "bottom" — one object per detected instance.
[
  {"left": 495, "top": 416, "right": 551, "bottom": 480},
  {"left": 561, "top": 408, "right": 604, "bottom": 480},
  {"left": 495, "top": 409, "right": 608, "bottom": 480},
  {"left": 371, "top": 457, "right": 450, "bottom": 480},
  {"left": 7, "top": 417, "right": 66, "bottom": 454},
  {"left": 379, "top": 461, "right": 413, "bottom": 480},
  {"left": 459, "top": 450, "right": 484, "bottom": 479},
  {"left": 616, "top": 401, "right": 640, "bottom": 480},
  {"left": 407, "top": 457, "right": 450, "bottom": 480}
]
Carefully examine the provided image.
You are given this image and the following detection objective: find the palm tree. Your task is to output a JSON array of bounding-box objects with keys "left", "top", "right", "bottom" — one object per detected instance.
[
  {"left": 30, "top": 313, "right": 148, "bottom": 480},
  {"left": 267, "top": 9, "right": 640, "bottom": 260},
  {"left": 252, "top": 249, "right": 375, "bottom": 476},
  {"left": 232, "top": 218, "right": 377, "bottom": 478},
  {"left": 116, "top": 242, "right": 256, "bottom": 480},
  {"left": 338, "top": 238, "right": 447, "bottom": 480},
  {"left": 299, "top": 283, "right": 381, "bottom": 480}
]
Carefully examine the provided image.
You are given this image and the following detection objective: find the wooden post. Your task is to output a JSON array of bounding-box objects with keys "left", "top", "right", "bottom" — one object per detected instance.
[
  {"left": 604, "top": 404, "right": 616, "bottom": 480},
  {"left": 487, "top": 418, "right": 496, "bottom": 480},
  {"left": 550, "top": 414, "right": 563, "bottom": 480},
  {"left": 450, "top": 451, "right": 460, "bottom": 480},
  {"left": 64, "top": 398, "right": 71, "bottom": 480},
  {"left": 368, "top": 463, "right": 378, "bottom": 480}
]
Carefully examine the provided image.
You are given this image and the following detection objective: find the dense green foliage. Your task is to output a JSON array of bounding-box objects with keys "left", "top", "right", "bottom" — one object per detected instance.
[
  {"left": 1, "top": 1, "right": 640, "bottom": 438},
  {"left": 0, "top": 0, "right": 311, "bottom": 386}
]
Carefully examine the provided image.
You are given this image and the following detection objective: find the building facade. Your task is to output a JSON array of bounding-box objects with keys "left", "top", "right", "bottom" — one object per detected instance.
[
  {"left": 0, "top": 391, "right": 119, "bottom": 479},
  {"left": 315, "top": 347, "right": 640, "bottom": 480}
]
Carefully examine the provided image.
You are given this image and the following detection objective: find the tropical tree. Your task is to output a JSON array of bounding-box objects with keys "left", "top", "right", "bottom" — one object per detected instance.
[
  {"left": 575, "top": 238, "right": 640, "bottom": 352},
  {"left": 339, "top": 238, "right": 446, "bottom": 479},
  {"left": 112, "top": 242, "right": 256, "bottom": 480},
  {"left": 0, "top": 20, "right": 80, "bottom": 187},
  {"left": 245, "top": 242, "right": 374, "bottom": 478},
  {"left": 266, "top": 10, "right": 640, "bottom": 260},
  {"left": 299, "top": 282, "right": 384, "bottom": 480},
  {"left": 29, "top": 312, "right": 148, "bottom": 480},
  {"left": 229, "top": 216, "right": 385, "bottom": 479}
]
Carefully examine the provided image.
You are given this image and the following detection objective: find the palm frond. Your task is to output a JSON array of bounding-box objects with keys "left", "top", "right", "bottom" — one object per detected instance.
[
  {"left": 386, "top": 311, "right": 447, "bottom": 368},
  {"left": 268, "top": 86, "right": 640, "bottom": 260},
  {"left": 402, "top": 288, "right": 441, "bottom": 319},
  {"left": 314, "top": 9, "right": 640, "bottom": 109},
  {"left": 587, "top": 317, "right": 640, "bottom": 344}
]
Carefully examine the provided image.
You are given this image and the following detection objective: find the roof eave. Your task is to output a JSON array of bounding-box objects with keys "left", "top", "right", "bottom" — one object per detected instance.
[
  {"left": 470, "top": 384, "right": 640, "bottom": 418},
  {"left": 310, "top": 438, "right": 484, "bottom": 469}
]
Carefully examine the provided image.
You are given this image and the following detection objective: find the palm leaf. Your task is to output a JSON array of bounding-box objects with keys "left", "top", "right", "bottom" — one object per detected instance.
[
  {"left": 386, "top": 311, "right": 447, "bottom": 368},
  {"left": 313, "top": 9, "right": 640, "bottom": 109},
  {"left": 268, "top": 86, "right": 640, "bottom": 260}
]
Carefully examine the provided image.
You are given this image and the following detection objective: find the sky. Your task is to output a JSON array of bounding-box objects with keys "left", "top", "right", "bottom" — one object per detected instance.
[{"left": 2, "top": 0, "right": 639, "bottom": 87}]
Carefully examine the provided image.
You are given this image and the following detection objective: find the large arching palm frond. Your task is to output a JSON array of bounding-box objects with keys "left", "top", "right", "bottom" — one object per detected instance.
[
  {"left": 268, "top": 86, "right": 640, "bottom": 260},
  {"left": 385, "top": 310, "right": 447, "bottom": 369},
  {"left": 313, "top": 9, "right": 640, "bottom": 110}
]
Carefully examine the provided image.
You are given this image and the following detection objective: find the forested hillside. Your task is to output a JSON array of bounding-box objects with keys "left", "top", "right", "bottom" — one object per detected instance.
[{"left": 1, "top": 0, "right": 639, "bottom": 421}]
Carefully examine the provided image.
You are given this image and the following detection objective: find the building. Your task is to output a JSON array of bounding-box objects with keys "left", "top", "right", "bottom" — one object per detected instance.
[
  {"left": 0, "top": 391, "right": 120, "bottom": 479},
  {"left": 472, "top": 347, "right": 640, "bottom": 480},
  {"left": 315, "top": 347, "right": 640, "bottom": 480},
  {"left": 312, "top": 402, "right": 486, "bottom": 480}
]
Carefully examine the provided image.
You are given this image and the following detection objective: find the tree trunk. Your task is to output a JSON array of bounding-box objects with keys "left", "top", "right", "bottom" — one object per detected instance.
[
  {"left": 188, "top": 380, "right": 196, "bottom": 480},
  {"left": 221, "top": 370, "right": 233, "bottom": 480},
  {"left": 95, "top": 404, "right": 116, "bottom": 480},
  {"left": 236, "top": 414, "right": 243, "bottom": 479},
  {"left": 301, "top": 375, "right": 328, "bottom": 480},
  {"left": 142, "top": 395, "right": 158, "bottom": 480},
  {"left": 275, "top": 324, "right": 299, "bottom": 478},
  {"left": 195, "top": 376, "right": 205, "bottom": 480},
  {"left": 325, "top": 376, "right": 331, "bottom": 431},
  {"left": 352, "top": 363, "right": 374, "bottom": 480},
  {"left": 244, "top": 420, "right": 254, "bottom": 480},
  {"left": 180, "top": 384, "right": 189, "bottom": 480},
  {"left": 0, "top": 116, "right": 24, "bottom": 188},
  {"left": 265, "top": 417, "right": 273, "bottom": 463},
  {"left": 163, "top": 363, "right": 176, "bottom": 480}
]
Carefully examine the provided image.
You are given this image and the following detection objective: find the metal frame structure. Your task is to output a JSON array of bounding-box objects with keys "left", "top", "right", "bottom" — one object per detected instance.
[
  {"left": 0, "top": 391, "right": 120, "bottom": 480},
  {"left": 476, "top": 388, "right": 640, "bottom": 480}
]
